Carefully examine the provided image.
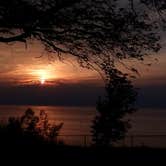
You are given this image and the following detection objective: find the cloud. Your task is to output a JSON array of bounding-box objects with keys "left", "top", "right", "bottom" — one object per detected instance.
[
  {"left": 0, "top": 73, "right": 166, "bottom": 108},
  {"left": 1, "top": 39, "right": 166, "bottom": 108},
  {"left": 137, "top": 84, "right": 166, "bottom": 109},
  {"left": 0, "top": 82, "right": 104, "bottom": 106}
]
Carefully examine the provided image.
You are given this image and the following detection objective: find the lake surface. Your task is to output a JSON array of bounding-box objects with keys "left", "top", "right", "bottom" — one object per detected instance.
[
  {"left": 0, "top": 105, "right": 166, "bottom": 146},
  {"left": 0, "top": 105, "right": 96, "bottom": 135},
  {"left": 0, "top": 105, "right": 166, "bottom": 135}
]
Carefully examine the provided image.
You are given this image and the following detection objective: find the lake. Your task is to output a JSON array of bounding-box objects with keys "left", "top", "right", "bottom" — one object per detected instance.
[
  {"left": 0, "top": 105, "right": 166, "bottom": 146},
  {"left": 0, "top": 105, "right": 96, "bottom": 135}
]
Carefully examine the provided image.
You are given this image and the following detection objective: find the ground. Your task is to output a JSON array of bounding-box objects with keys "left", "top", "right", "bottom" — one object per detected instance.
[{"left": 1, "top": 145, "right": 166, "bottom": 165}]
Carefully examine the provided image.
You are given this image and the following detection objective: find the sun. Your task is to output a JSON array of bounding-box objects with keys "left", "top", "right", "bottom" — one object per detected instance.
[
  {"left": 36, "top": 70, "right": 47, "bottom": 85},
  {"left": 38, "top": 70, "right": 47, "bottom": 85},
  {"left": 29, "top": 67, "right": 57, "bottom": 85},
  {"left": 40, "top": 76, "right": 45, "bottom": 85}
]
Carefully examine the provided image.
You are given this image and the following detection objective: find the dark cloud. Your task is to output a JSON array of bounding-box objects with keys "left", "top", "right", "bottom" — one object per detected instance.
[
  {"left": 0, "top": 74, "right": 166, "bottom": 108},
  {"left": 0, "top": 83, "right": 104, "bottom": 106},
  {"left": 137, "top": 84, "right": 166, "bottom": 109}
]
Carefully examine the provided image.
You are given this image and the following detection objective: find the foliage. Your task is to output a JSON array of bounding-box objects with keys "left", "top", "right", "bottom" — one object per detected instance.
[
  {"left": 0, "top": 0, "right": 164, "bottom": 73},
  {"left": 92, "top": 69, "right": 137, "bottom": 146},
  {"left": 0, "top": 108, "right": 63, "bottom": 145},
  {"left": 0, "top": 0, "right": 165, "bottom": 146}
]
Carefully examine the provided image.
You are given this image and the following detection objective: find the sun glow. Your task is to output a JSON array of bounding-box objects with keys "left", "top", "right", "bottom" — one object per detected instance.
[
  {"left": 36, "top": 70, "right": 47, "bottom": 85},
  {"left": 40, "top": 76, "right": 45, "bottom": 85},
  {"left": 29, "top": 67, "right": 57, "bottom": 85},
  {"left": 38, "top": 70, "right": 51, "bottom": 85}
]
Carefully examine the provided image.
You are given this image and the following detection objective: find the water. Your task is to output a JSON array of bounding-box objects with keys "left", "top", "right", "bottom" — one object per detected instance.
[
  {"left": 0, "top": 105, "right": 96, "bottom": 135},
  {"left": 128, "top": 108, "right": 166, "bottom": 135},
  {"left": 0, "top": 105, "right": 166, "bottom": 146}
]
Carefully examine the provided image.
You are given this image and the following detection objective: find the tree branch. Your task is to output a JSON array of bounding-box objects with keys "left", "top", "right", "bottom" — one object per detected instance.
[{"left": 0, "top": 32, "right": 32, "bottom": 43}]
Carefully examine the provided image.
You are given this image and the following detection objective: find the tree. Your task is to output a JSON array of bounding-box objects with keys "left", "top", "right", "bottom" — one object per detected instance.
[
  {"left": 92, "top": 69, "right": 137, "bottom": 146},
  {"left": 36, "top": 110, "right": 63, "bottom": 142},
  {"left": 0, "top": 0, "right": 165, "bottom": 146},
  {"left": 0, "top": 0, "right": 163, "bottom": 73},
  {"left": 89, "top": 1, "right": 166, "bottom": 146},
  {"left": 0, "top": 108, "right": 63, "bottom": 144}
]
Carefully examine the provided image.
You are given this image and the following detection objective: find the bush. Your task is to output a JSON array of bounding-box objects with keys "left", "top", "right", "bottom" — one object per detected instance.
[{"left": 0, "top": 108, "right": 63, "bottom": 145}]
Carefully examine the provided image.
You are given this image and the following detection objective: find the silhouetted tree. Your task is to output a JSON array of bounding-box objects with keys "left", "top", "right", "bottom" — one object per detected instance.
[
  {"left": 141, "top": 0, "right": 166, "bottom": 15},
  {"left": 36, "top": 110, "right": 63, "bottom": 142},
  {"left": 92, "top": 69, "right": 137, "bottom": 146},
  {"left": 0, "top": 108, "right": 63, "bottom": 144},
  {"left": 0, "top": 1, "right": 165, "bottom": 146},
  {"left": 0, "top": 0, "right": 164, "bottom": 73}
]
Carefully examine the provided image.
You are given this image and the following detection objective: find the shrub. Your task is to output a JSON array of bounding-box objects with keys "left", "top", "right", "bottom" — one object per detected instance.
[{"left": 0, "top": 108, "right": 63, "bottom": 145}]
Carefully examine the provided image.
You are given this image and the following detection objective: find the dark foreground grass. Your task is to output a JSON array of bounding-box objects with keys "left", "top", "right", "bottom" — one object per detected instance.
[{"left": 1, "top": 145, "right": 166, "bottom": 165}]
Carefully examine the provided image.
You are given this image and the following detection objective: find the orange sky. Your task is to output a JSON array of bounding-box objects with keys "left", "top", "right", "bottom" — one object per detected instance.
[
  {"left": 0, "top": 42, "right": 101, "bottom": 86},
  {"left": 0, "top": 41, "right": 166, "bottom": 107},
  {"left": 0, "top": 40, "right": 166, "bottom": 88}
]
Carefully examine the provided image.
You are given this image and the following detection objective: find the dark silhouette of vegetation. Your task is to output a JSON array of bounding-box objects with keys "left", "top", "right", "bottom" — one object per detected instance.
[
  {"left": 0, "top": 0, "right": 166, "bottom": 149},
  {"left": 0, "top": 0, "right": 164, "bottom": 74},
  {"left": 92, "top": 68, "right": 137, "bottom": 146},
  {"left": 0, "top": 108, "right": 63, "bottom": 145}
]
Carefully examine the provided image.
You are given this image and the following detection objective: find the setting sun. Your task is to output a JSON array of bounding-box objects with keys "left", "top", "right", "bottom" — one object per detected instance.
[
  {"left": 29, "top": 67, "right": 57, "bottom": 85},
  {"left": 40, "top": 76, "right": 45, "bottom": 85},
  {"left": 37, "top": 70, "right": 47, "bottom": 84}
]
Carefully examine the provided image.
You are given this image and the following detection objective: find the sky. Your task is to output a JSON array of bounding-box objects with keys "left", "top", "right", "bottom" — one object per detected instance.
[
  {"left": 0, "top": 42, "right": 104, "bottom": 106},
  {"left": 0, "top": 40, "right": 166, "bottom": 108},
  {"left": 0, "top": 0, "right": 166, "bottom": 108}
]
